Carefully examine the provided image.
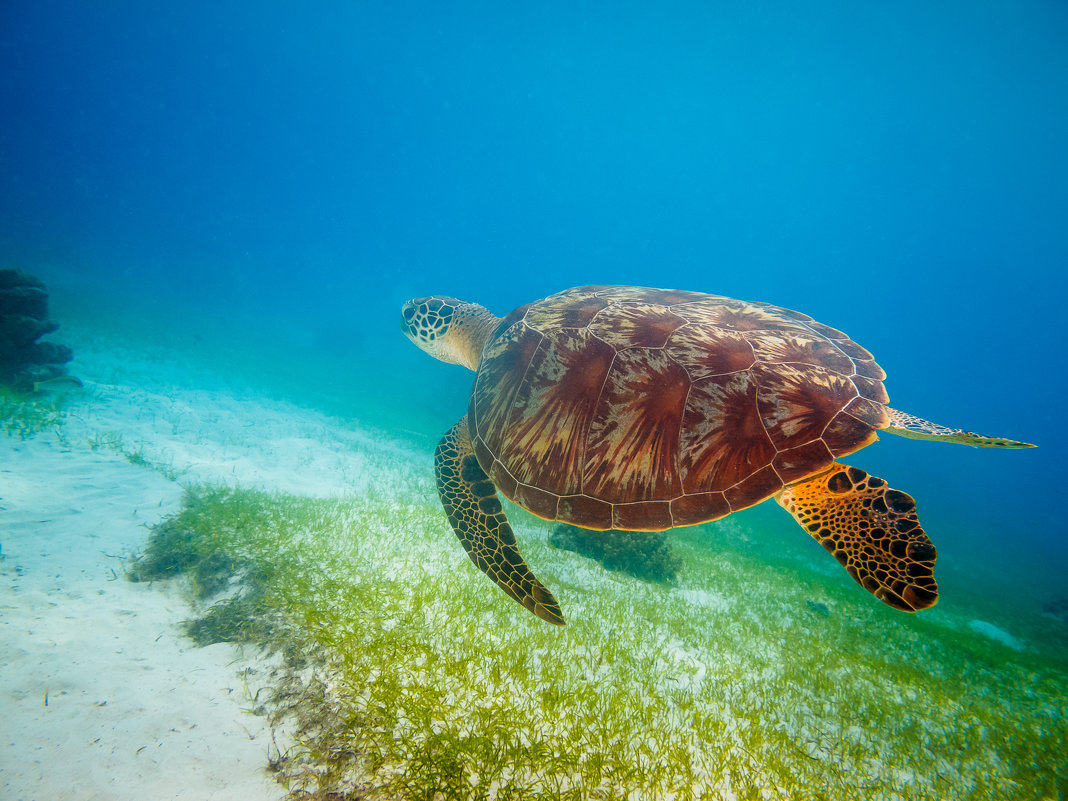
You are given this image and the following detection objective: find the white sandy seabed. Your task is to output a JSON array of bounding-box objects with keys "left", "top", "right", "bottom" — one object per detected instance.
[{"left": 0, "top": 326, "right": 419, "bottom": 801}]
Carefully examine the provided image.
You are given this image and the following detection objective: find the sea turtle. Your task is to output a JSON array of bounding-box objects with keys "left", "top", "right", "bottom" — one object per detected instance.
[{"left": 401, "top": 285, "right": 1033, "bottom": 625}]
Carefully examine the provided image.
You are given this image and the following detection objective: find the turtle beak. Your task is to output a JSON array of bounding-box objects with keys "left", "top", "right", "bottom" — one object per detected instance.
[{"left": 400, "top": 299, "right": 419, "bottom": 341}]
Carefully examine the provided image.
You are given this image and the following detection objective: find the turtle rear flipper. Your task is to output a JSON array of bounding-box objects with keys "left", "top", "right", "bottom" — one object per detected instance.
[
  {"left": 435, "top": 416, "right": 565, "bottom": 626},
  {"left": 885, "top": 407, "right": 1034, "bottom": 448},
  {"left": 777, "top": 464, "right": 938, "bottom": 612}
]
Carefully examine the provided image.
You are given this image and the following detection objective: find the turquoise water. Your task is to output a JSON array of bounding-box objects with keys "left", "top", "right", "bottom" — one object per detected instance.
[{"left": 2, "top": 2, "right": 1066, "bottom": 798}]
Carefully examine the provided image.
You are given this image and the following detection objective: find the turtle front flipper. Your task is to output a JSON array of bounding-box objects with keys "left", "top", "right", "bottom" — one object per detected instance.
[
  {"left": 435, "top": 416, "right": 565, "bottom": 626},
  {"left": 885, "top": 407, "right": 1035, "bottom": 448},
  {"left": 776, "top": 464, "right": 938, "bottom": 612}
]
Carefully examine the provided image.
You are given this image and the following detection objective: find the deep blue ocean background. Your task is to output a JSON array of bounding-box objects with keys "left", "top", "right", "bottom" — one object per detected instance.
[{"left": 2, "top": 2, "right": 1066, "bottom": 606}]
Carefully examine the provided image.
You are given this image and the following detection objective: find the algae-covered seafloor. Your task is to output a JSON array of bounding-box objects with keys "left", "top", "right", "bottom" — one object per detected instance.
[{"left": 3, "top": 320, "right": 1066, "bottom": 801}]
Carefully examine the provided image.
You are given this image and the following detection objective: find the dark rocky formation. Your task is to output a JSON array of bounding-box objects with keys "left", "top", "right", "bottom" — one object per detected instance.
[{"left": 0, "top": 269, "right": 73, "bottom": 390}]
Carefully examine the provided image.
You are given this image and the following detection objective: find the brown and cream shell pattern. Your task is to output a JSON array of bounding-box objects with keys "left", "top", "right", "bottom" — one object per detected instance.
[{"left": 469, "top": 285, "right": 890, "bottom": 532}]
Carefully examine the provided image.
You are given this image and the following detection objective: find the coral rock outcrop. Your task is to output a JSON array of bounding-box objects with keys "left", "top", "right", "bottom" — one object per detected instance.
[{"left": 0, "top": 269, "right": 73, "bottom": 390}]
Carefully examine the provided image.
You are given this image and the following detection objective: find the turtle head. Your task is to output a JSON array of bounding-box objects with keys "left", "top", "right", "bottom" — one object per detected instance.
[{"left": 401, "top": 296, "right": 500, "bottom": 371}]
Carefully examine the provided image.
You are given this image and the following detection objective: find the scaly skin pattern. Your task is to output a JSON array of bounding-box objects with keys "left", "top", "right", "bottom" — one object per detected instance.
[
  {"left": 435, "top": 415, "right": 565, "bottom": 625},
  {"left": 469, "top": 285, "right": 889, "bottom": 531},
  {"left": 777, "top": 463, "right": 938, "bottom": 611},
  {"left": 885, "top": 407, "right": 1035, "bottom": 448},
  {"left": 401, "top": 296, "right": 501, "bottom": 371}
]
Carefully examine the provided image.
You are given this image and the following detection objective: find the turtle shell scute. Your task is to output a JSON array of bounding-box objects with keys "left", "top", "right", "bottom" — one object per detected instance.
[
  {"left": 525, "top": 294, "right": 610, "bottom": 332},
  {"left": 844, "top": 396, "right": 890, "bottom": 428},
  {"left": 746, "top": 331, "right": 855, "bottom": 374},
  {"left": 852, "top": 374, "right": 890, "bottom": 404},
  {"left": 672, "top": 299, "right": 804, "bottom": 333},
  {"left": 773, "top": 439, "right": 834, "bottom": 484},
  {"left": 513, "top": 482, "right": 560, "bottom": 519},
  {"left": 823, "top": 411, "right": 879, "bottom": 456},
  {"left": 614, "top": 500, "right": 673, "bottom": 530},
  {"left": 595, "top": 285, "right": 709, "bottom": 306},
  {"left": 807, "top": 321, "right": 849, "bottom": 340},
  {"left": 854, "top": 358, "right": 887, "bottom": 380},
  {"left": 724, "top": 466, "right": 784, "bottom": 510},
  {"left": 836, "top": 339, "right": 876, "bottom": 361},
  {"left": 490, "top": 327, "right": 614, "bottom": 496},
  {"left": 679, "top": 372, "right": 775, "bottom": 494},
  {"left": 586, "top": 303, "right": 687, "bottom": 348},
  {"left": 753, "top": 362, "right": 860, "bottom": 451},
  {"left": 665, "top": 325, "right": 756, "bottom": 379},
  {"left": 670, "top": 492, "right": 731, "bottom": 526},
  {"left": 557, "top": 494, "right": 614, "bottom": 529},
  {"left": 582, "top": 348, "right": 687, "bottom": 503}
]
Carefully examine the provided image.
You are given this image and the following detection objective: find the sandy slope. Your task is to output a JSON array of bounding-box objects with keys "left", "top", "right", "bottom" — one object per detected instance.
[
  {"left": 0, "top": 330, "right": 417, "bottom": 801},
  {"left": 0, "top": 439, "right": 285, "bottom": 800}
]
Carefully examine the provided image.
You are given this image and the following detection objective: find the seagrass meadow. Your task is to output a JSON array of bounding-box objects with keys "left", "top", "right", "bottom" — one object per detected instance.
[{"left": 130, "top": 474, "right": 1068, "bottom": 800}]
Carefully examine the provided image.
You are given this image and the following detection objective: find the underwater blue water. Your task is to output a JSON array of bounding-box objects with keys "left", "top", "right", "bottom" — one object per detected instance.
[{"left": 2, "top": 1, "right": 1066, "bottom": 599}]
